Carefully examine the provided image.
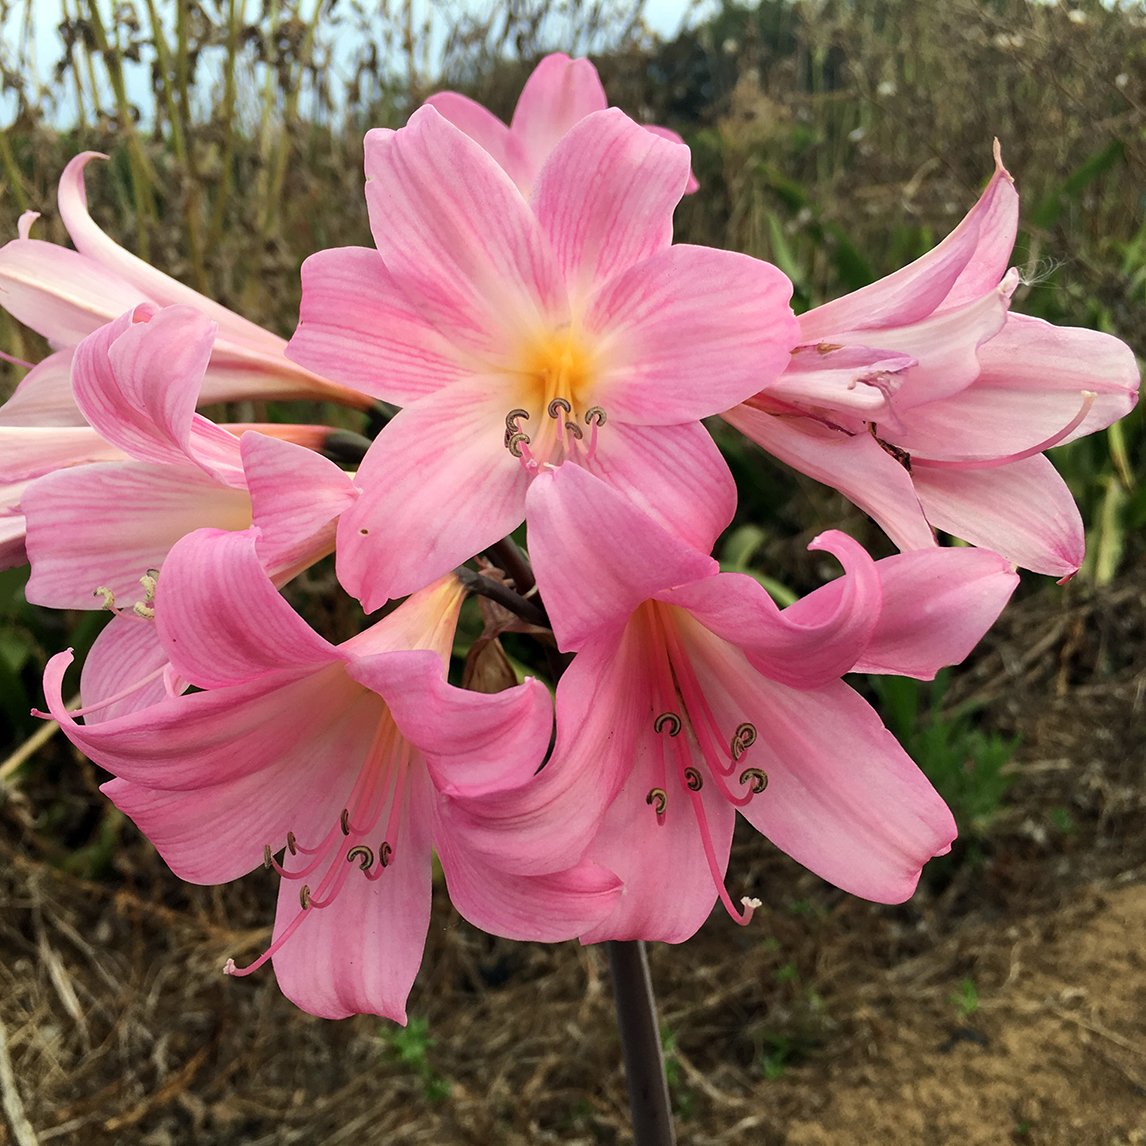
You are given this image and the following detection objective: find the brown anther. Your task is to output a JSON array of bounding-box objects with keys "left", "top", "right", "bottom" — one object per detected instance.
[
  {"left": 739, "top": 768, "right": 768, "bottom": 794},
  {"left": 645, "top": 788, "right": 668, "bottom": 816},
  {"left": 379, "top": 841, "right": 394, "bottom": 868},
  {"left": 347, "top": 845, "right": 374, "bottom": 871},
  {"left": 731, "top": 721, "right": 758, "bottom": 761},
  {"left": 547, "top": 397, "right": 572, "bottom": 418},
  {"left": 339, "top": 808, "right": 351, "bottom": 836},
  {"left": 684, "top": 767, "right": 704, "bottom": 791},
  {"left": 584, "top": 406, "right": 607, "bottom": 426},
  {"left": 286, "top": 832, "right": 298, "bottom": 855},
  {"left": 507, "top": 431, "right": 531, "bottom": 457},
  {"left": 505, "top": 408, "right": 530, "bottom": 431},
  {"left": 654, "top": 712, "right": 682, "bottom": 737},
  {"left": 564, "top": 420, "right": 583, "bottom": 440},
  {"left": 299, "top": 884, "right": 313, "bottom": 909},
  {"left": 263, "top": 845, "right": 274, "bottom": 870}
]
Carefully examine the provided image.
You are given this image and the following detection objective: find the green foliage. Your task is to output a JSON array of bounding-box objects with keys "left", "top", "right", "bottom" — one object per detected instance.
[
  {"left": 948, "top": 977, "right": 980, "bottom": 1018},
  {"left": 870, "top": 671, "right": 1018, "bottom": 835},
  {"left": 379, "top": 1016, "right": 451, "bottom": 1102}
]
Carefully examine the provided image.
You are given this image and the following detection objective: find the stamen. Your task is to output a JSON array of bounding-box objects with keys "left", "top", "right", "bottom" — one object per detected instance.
[
  {"left": 339, "top": 808, "right": 351, "bottom": 836},
  {"left": 583, "top": 407, "right": 607, "bottom": 426},
  {"left": 93, "top": 586, "right": 118, "bottom": 611},
  {"left": 645, "top": 787, "right": 668, "bottom": 819},
  {"left": 683, "top": 767, "right": 704, "bottom": 791},
  {"left": 263, "top": 845, "right": 273, "bottom": 870},
  {"left": 739, "top": 768, "right": 769, "bottom": 794},
  {"left": 47, "top": 664, "right": 168, "bottom": 720},
  {"left": 347, "top": 844, "right": 374, "bottom": 871},
  {"left": 0, "top": 347, "right": 33, "bottom": 369},
  {"left": 286, "top": 832, "right": 298, "bottom": 855},
  {"left": 379, "top": 841, "right": 393, "bottom": 867},
  {"left": 731, "top": 722, "right": 757, "bottom": 762},
  {"left": 654, "top": 712, "right": 681, "bottom": 737},
  {"left": 564, "top": 420, "right": 583, "bottom": 440},
  {"left": 507, "top": 431, "right": 532, "bottom": 458},
  {"left": 505, "top": 408, "right": 530, "bottom": 431},
  {"left": 547, "top": 397, "right": 572, "bottom": 418}
]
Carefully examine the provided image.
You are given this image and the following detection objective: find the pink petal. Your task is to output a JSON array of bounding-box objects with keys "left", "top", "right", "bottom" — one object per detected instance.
[
  {"left": 23, "top": 462, "right": 252, "bottom": 609},
  {"left": 849, "top": 548, "right": 1018, "bottom": 677},
  {"left": 422, "top": 91, "right": 528, "bottom": 186},
  {"left": 341, "top": 575, "right": 467, "bottom": 665},
  {"left": 586, "top": 244, "right": 797, "bottom": 423},
  {"left": 695, "top": 657, "right": 957, "bottom": 903},
  {"left": 350, "top": 652, "right": 552, "bottom": 798},
  {"left": 271, "top": 765, "right": 434, "bottom": 1022},
  {"left": 79, "top": 614, "right": 180, "bottom": 724},
  {"left": 0, "top": 425, "right": 124, "bottom": 482},
  {"left": 156, "top": 528, "right": 335, "bottom": 688},
  {"left": 799, "top": 148, "right": 1018, "bottom": 338},
  {"left": 287, "top": 246, "right": 470, "bottom": 405},
  {"left": 663, "top": 532, "right": 882, "bottom": 690},
  {"left": 532, "top": 108, "right": 688, "bottom": 298},
  {"left": 337, "top": 379, "right": 529, "bottom": 612},
  {"left": 911, "top": 454, "right": 1084, "bottom": 577},
  {"left": 895, "top": 314, "right": 1141, "bottom": 460},
  {"left": 0, "top": 350, "right": 85, "bottom": 426},
  {"left": 510, "top": 53, "right": 607, "bottom": 183},
  {"left": 435, "top": 825, "right": 621, "bottom": 942},
  {"left": 363, "top": 108, "right": 568, "bottom": 363},
  {"left": 767, "top": 344, "right": 916, "bottom": 420},
  {"left": 721, "top": 404, "right": 936, "bottom": 552},
  {"left": 0, "top": 238, "right": 146, "bottom": 344},
  {"left": 585, "top": 419, "right": 736, "bottom": 554},
  {"left": 578, "top": 765, "right": 736, "bottom": 944},
  {"left": 72, "top": 305, "right": 245, "bottom": 484},
  {"left": 241, "top": 432, "right": 354, "bottom": 582},
  {"left": 525, "top": 462, "right": 717, "bottom": 651},
  {"left": 58, "top": 153, "right": 287, "bottom": 356},
  {"left": 643, "top": 125, "right": 700, "bottom": 193}
]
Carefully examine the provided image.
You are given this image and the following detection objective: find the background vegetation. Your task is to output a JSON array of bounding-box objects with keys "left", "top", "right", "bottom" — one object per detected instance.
[{"left": 0, "top": 2, "right": 1142, "bottom": 1142}]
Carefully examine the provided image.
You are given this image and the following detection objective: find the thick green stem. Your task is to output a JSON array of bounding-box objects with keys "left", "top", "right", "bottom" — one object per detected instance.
[{"left": 607, "top": 940, "right": 676, "bottom": 1146}]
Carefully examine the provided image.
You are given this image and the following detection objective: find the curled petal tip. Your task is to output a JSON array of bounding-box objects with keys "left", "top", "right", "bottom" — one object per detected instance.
[
  {"left": 992, "top": 137, "right": 1014, "bottom": 183},
  {"left": 222, "top": 958, "right": 238, "bottom": 976}
]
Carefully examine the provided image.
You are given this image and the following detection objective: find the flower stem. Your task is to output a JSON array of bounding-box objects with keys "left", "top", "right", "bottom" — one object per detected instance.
[{"left": 607, "top": 940, "right": 677, "bottom": 1146}]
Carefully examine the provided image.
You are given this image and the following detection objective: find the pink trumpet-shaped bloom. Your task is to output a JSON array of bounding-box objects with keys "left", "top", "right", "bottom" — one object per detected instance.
[
  {"left": 725, "top": 143, "right": 1140, "bottom": 577},
  {"left": 41, "top": 529, "right": 620, "bottom": 1021},
  {"left": 424, "top": 52, "right": 700, "bottom": 197},
  {"left": 0, "top": 153, "right": 366, "bottom": 407},
  {"left": 21, "top": 304, "right": 353, "bottom": 611},
  {"left": 451, "top": 464, "right": 1016, "bottom": 943},
  {"left": 288, "top": 105, "right": 797, "bottom": 610}
]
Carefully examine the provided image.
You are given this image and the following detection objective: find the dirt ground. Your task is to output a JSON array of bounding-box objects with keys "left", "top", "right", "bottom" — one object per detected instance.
[{"left": 0, "top": 569, "right": 1143, "bottom": 1146}]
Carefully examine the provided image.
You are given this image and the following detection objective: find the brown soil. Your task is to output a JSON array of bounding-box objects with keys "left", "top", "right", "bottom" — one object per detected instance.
[{"left": 1, "top": 570, "right": 1143, "bottom": 1146}]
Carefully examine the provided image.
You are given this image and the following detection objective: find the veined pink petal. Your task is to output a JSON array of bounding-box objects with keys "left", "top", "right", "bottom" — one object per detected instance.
[
  {"left": 766, "top": 344, "right": 916, "bottom": 420},
  {"left": 532, "top": 108, "right": 688, "bottom": 299},
  {"left": 422, "top": 91, "right": 528, "bottom": 186},
  {"left": 799, "top": 146, "right": 1018, "bottom": 339},
  {"left": 341, "top": 575, "right": 467, "bottom": 666},
  {"left": 0, "top": 481, "right": 28, "bottom": 570},
  {"left": 58, "top": 153, "right": 286, "bottom": 357},
  {"left": 578, "top": 760, "right": 735, "bottom": 944},
  {"left": 435, "top": 832, "right": 621, "bottom": 942},
  {"left": 155, "top": 528, "right": 335, "bottom": 689},
  {"left": 337, "top": 379, "right": 529, "bottom": 612},
  {"left": 80, "top": 614, "right": 182, "bottom": 724},
  {"left": 241, "top": 432, "right": 354, "bottom": 582},
  {"left": 363, "top": 107, "right": 568, "bottom": 362},
  {"left": 720, "top": 404, "right": 936, "bottom": 552},
  {"left": 692, "top": 654, "right": 957, "bottom": 903},
  {"left": 585, "top": 419, "right": 737, "bottom": 555},
  {"left": 894, "top": 314, "right": 1142, "bottom": 460},
  {"left": 0, "top": 350, "right": 85, "bottom": 426},
  {"left": 0, "top": 425, "right": 124, "bottom": 482},
  {"left": 912, "top": 454, "right": 1084, "bottom": 577},
  {"left": 287, "top": 246, "right": 471, "bottom": 405},
  {"left": 0, "top": 238, "right": 146, "bottom": 344},
  {"left": 644, "top": 125, "right": 700, "bottom": 193},
  {"left": 662, "top": 532, "right": 883, "bottom": 690},
  {"left": 510, "top": 53, "right": 607, "bottom": 179},
  {"left": 270, "top": 765, "right": 434, "bottom": 1022},
  {"left": 586, "top": 244, "right": 797, "bottom": 423},
  {"left": 350, "top": 652, "right": 552, "bottom": 798},
  {"left": 526, "top": 463, "right": 717, "bottom": 652},
  {"left": 73, "top": 305, "right": 245, "bottom": 484},
  {"left": 848, "top": 548, "right": 1018, "bottom": 678},
  {"left": 23, "top": 462, "right": 252, "bottom": 609}
]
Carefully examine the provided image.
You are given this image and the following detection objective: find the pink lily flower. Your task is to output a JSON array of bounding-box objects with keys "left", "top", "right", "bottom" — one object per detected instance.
[
  {"left": 41, "top": 529, "right": 620, "bottom": 1021},
  {"left": 424, "top": 51, "right": 700, "bottom": 197},
  {"left": 0, "top": 153, "right": 367, "bottom": 407},
  {"left": 21, "top": 304, "right": 353, "bottom": 611},
  {"left": 287, "top": 105, "right": 797, "bottom": 610},
  {"left": 452, "top": 465, "right": 1017, "bottom": 943},
  {"left": 724, "top": 143, "right": 1140, "bottom": 577}
]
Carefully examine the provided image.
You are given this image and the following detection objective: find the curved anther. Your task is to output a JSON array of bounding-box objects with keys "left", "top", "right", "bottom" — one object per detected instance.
[
  {"left": 739, "top": 767, "right": 768, "bottom": 794},
  {"left": 299, "top": 884, "right": 313, "bottom": 909},
  {"left": 505, "top": 408, "right": 530, "bottom": 431},
  {"left": 339, "top": 808, "right": 351, "bottom": 836},
  {"left": 731, "top": 721, "right": 758, "bottom": 761},
  {"left": 654, "top": 712, "right": 682, "bottom": 737},
  {"left": 379, "top": 841, "right": 394, "bottom": 868},
  {"left": 645, "top": 787, "right": 668, "bottom": 816},
  {"left": 584, "top": 406, "right": 607, "bottom": 426},
  {"left": 684, "top": 767, "right": 704, "bottom": 792},
  {"left": 507, "top": 431, "right": 532, "bottom": 457},
  {"left": 93, "top": 586, "right": 118, "bottom": 611},
  {"left": 286, "top": 832, "right": 298, "bottom": 855},
  {"left": 347, "top": 845, "right": 375, "bottom": 871},
  {"left": 565, "top": 420, "right": 584, "bottom": 440},
  {"left": 547, "top": 397, "right": 572, "bottom": 419},
  {"left": 263, "top": 845, "right": 274, "bottom": 870}
]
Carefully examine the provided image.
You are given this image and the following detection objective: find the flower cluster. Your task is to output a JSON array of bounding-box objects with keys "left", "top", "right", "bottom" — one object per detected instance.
[{"left": 4, "top": 54, "right": 1138, "bottom": 1021}]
